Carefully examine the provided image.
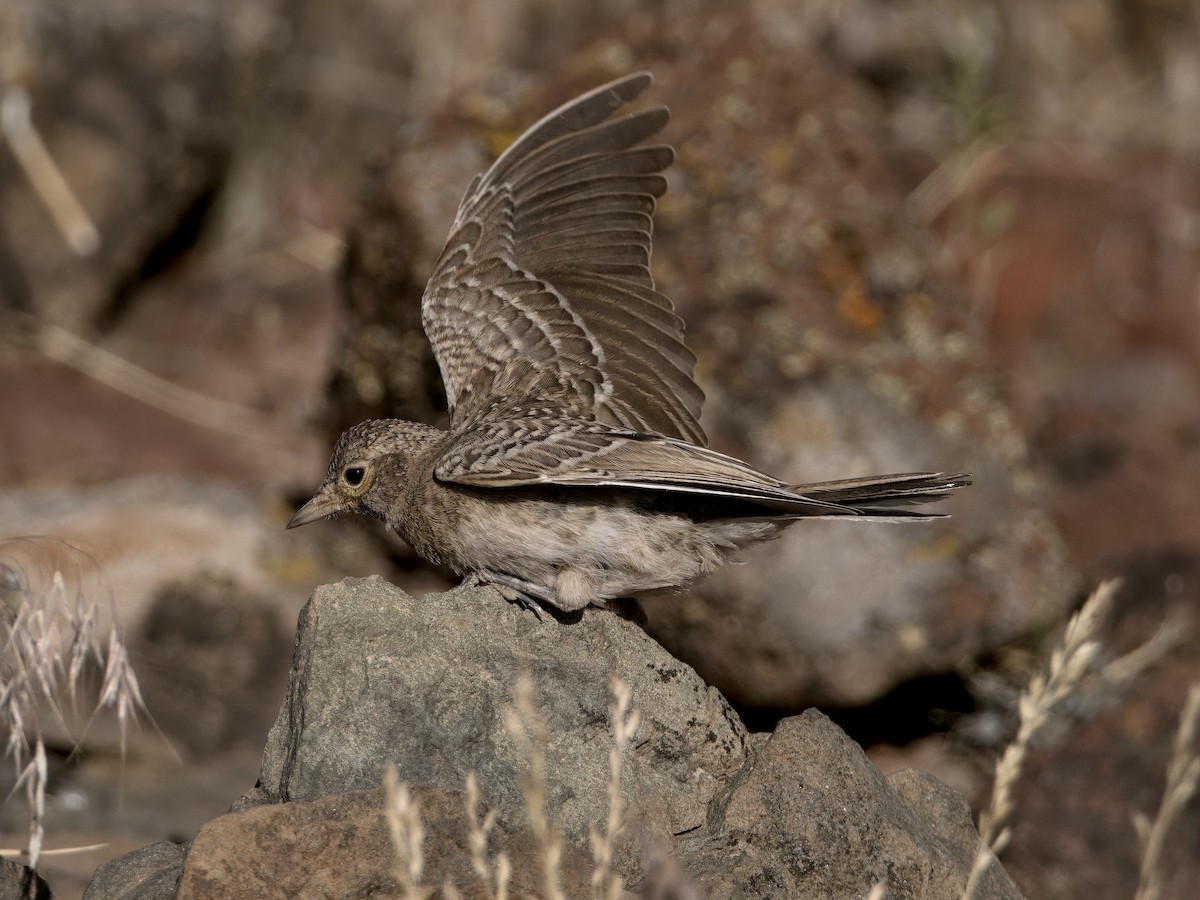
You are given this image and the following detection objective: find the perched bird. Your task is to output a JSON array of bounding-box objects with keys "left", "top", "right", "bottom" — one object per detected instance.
[{"left": 289, "top": 72, "right": 969, "bottom": 612}]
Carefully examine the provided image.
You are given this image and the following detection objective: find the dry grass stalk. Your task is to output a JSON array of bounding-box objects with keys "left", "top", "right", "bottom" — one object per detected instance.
[
  {"left": 0, "top": 842, "right": 107, "bottom": 857},
  {"left": 383, "top": 762, "right": 431, "bottom": 900},
  {"left": 28, "top": 320, "right": 277, "bottom": 440},
  {"left": 0, "top": 86, "right": 100, "bottom": 256},
  {"left": 962, "top": 579, "right": 1118, "bottom": 900},
  {"left": 382, "top": 675, "right": 645, "bottom": 898},
  {"left": 590, "top": 676, "right": 640, "bottom": 900},
  {"left": 503, "top": 672, "right": 564, "bottom": 900},
  {"left": 13, "top": 742, "right": 46, "bottom": 868},
  {"left": 465, "top": 770, "right": 510, "bottom": 900},
  {"left": 0, "top": 538, "right": 147, "bottom": 870},
  {"left": 1133, "top": 681, "right": 1200, "bottom": 900},
  {"left": 1098, "top": 613, "right": 1191, "bottom": 693}
]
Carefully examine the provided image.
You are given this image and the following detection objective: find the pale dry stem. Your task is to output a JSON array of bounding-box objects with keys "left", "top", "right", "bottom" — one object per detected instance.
[
  {"left": 0, "top": 86, "right": 99, "bottom": 255},
  {"left": 465, "top": 770, "right": 510, "bottom": 900},
  {"left": 28, "top": 321, "right": 277, "bottom": 440},
  {"left": 589, "top": 676, "right": 640, "bottom": 900},
  {"left": 962, "top": 579, "right": 1118, "bottom": 899},
  {"left": 1133, "top": 681, "right": 1200, "bottom": 900},
  {"left": 1099, "top": 613, "right": 1191, "bottom": 693},
  {"left": 503, "top": 672, "right": 563, "bottom": 900},
  {"left": 383, "top": 762, "right": 430, "bottom": 900},
  {"left": 12, "top": 742, "right": 46, "bottom": 870}
]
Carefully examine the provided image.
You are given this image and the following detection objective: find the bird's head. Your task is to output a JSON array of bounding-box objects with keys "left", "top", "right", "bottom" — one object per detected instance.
[{"left": 287, "top": 419, "right": 441, "bottom": 529}]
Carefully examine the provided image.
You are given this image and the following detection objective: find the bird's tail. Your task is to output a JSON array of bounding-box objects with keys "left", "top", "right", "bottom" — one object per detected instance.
[{"left": 789, "top": 472, "right": 972, "bottom": 519}]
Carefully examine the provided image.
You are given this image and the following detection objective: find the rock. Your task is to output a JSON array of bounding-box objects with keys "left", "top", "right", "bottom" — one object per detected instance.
[
  {"left": 81, "top": 841, "right": 185, "bottom": 900},
  {"left": 83, "top": 576, "right": 1022, "bottom": 897},
  {"left": 177, "top": 787, "right": 594, "bottom": 898},
  {"left": 0, "top": 477, "right": 392, "bottom": 631},
  {"left": 254, "top": 577, "right": 751, "bottom": 865},
  {"left": 678, "top": 712, "right": 1021, "bottom": 898},
  {"left": 869, "top": 735, "right": 988, "bottom": 808},
  {"left": 135, "top": 573, "right": 292, "bottom": 758},
  {"left": 176, "top": 791, "right": 397, "bottom": 899},
  {"left": 0, "top": 860, "right": 50, "bottom": 900},
  {"left": 188, "top": 577, "right": 1016, "bottom": 898}
]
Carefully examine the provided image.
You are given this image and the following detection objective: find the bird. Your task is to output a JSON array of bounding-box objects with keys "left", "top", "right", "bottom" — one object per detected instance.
[{"left": 288, "top": 72, "right": 970, "bottom": 613}]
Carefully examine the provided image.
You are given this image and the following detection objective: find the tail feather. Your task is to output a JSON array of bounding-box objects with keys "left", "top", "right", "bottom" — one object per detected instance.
[{"left": 790, "top": 472, "right": 972, "bottom": 519}]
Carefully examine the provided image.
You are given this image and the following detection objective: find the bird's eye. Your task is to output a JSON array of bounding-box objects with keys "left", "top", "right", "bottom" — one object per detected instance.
[{"left": 343, "top": 466, "right": 366, "bottom": 486}]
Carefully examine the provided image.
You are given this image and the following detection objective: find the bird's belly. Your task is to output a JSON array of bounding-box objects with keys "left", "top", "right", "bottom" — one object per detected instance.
[{"left": 434, "top": 489, "right": 778, "bottom": 605}]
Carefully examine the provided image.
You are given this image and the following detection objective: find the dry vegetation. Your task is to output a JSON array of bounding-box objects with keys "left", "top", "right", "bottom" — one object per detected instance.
[
  {"left": 382, "top": 675, "right": 640, "bottom": 900},
  {"left": 0, "top": 539, "right": 146, "bottom": 870},
  {"left": 1133, "top": 683, "right": 1200, "bottom": 900},
  {"left": 964, "top": 582, "right": 1121, "bottom": 898}
]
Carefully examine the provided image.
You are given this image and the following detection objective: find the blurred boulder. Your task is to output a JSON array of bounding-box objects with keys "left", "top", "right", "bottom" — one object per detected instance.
[
  {"left": 0, "top": 0, "right": 266, "bottom": 329},
  {"left": 0, "top": 859, "right": 51, "bottom": 900},
  {"left": 334, "top": 11, "right": 1078, "bottom": 710},
  {"left": 135, "top": 573, "right": 292, "bottom": 758},
  {"left": 82, "top": 841, "right": 186, "bottom": 900},
  {"left": 0, "top": 477, "right": 392, "bottom": 631}
]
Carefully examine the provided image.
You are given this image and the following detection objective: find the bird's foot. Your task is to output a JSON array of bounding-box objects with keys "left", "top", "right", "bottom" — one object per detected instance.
[
  {"left": 495, "top": 585, "right": 543, "bottom": 620},
  {"left": 466, "top": 570, "right": 551, "bottom": 620}
]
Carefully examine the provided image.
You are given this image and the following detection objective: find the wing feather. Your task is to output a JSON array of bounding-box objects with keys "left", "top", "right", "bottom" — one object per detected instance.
[
  {"left": 435, "top": 417, "right": 971, "bottom": 519},
  {"left": 435, "top": 418, "right": 854, "bottom": 515},
  {"left": 421, "top": 73, "right": 705, "bottom": 445}
]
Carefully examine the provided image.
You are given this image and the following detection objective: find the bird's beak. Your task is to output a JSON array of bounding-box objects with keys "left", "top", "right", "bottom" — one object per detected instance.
[{"left": 287, "top": 490, "right": 341, "bottom": 529}]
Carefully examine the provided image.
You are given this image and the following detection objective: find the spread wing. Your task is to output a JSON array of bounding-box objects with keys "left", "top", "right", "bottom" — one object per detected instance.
[
  {"left": 421, "top": 72, "right": 706, "bottom": 445},
  {"left": 435, "top": 416, "right": 859, "bottom": 515},
  {"left": 436, "top": 415, "right": 971, "bottom": 518}
]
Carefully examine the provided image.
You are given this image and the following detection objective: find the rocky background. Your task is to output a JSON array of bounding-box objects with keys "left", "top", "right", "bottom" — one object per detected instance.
[{"left": 0, "top": 0, "right": 1198, "bottom": 897}]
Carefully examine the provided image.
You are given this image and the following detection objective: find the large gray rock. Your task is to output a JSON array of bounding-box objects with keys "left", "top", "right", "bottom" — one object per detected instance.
[
  {"left": 254, "top": 576, "right": 750, "bottom": 858},
  {"left": 224, "top": 577, "right": 1017, "bottom": 898}
]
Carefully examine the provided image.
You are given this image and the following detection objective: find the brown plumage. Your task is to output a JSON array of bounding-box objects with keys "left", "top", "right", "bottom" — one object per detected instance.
[{"left": 288, "top": 73, "right": 970, "bottom": 612}]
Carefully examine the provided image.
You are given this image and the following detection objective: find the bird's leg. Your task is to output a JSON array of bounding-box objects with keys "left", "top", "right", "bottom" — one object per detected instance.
[{"left": 465, "top": 570, "right": 554, "bottom": 619}]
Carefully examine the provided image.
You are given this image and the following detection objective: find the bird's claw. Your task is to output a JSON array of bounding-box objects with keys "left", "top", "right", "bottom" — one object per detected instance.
[{"left": 466, "top": 571, "right": 546, "bottom": 620}]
